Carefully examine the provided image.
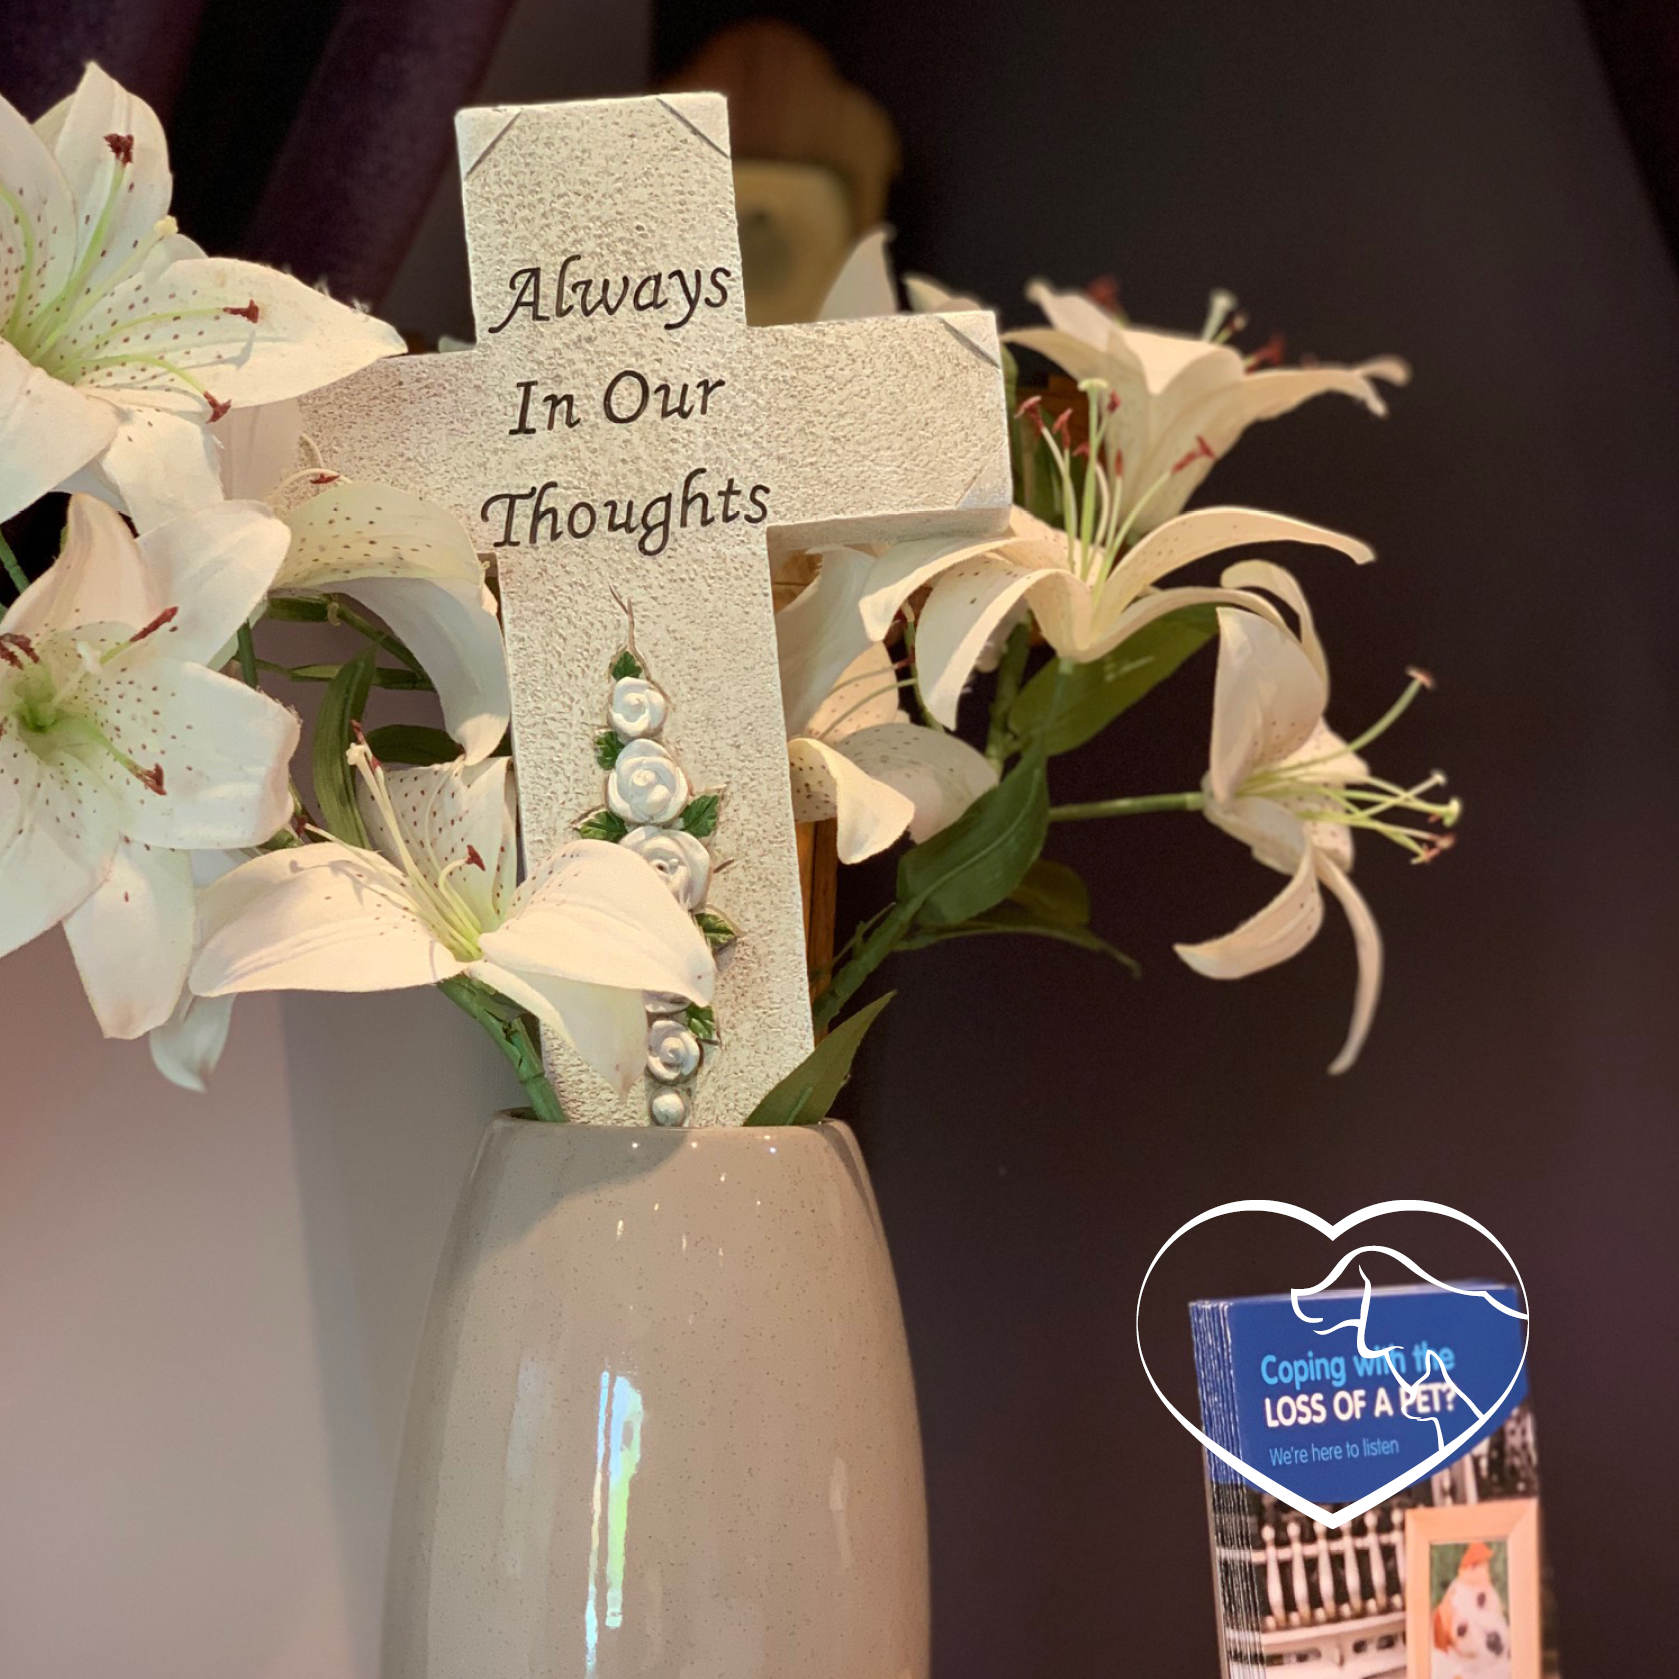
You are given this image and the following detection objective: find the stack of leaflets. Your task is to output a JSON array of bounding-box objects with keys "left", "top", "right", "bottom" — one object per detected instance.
[{"left": 1190, "top": 1280, "right": 1559, "bottom": 1679}]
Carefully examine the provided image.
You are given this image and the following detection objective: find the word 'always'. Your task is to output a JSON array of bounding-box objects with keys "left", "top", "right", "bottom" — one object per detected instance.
[{"left": 490, "top": 257, "right": 734, "bottom": 335}]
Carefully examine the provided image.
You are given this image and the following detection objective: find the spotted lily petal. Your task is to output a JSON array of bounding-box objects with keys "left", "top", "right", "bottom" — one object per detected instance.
[
  {"left": 279, "top": 481, "right": 509, "bottom": 762},
  {"left": 788, "top": 733, "right": 917, "bottom": 862}
]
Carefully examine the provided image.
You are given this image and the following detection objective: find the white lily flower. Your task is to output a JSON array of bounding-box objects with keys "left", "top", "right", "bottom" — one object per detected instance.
[
  {"left": 0, "top": 495, "right": 298, "bottom": 1036},
  {"left": 218, "top": 399, "right": 511, "bottom": 763},
  {"left": 0, "top": 64, "right": 404, "bottom": 529},
  {"left": 828, "top": 381, "right": 1374, "bottom": 726},
  {"left": 777, "top": 556, "right": 996, "bottom": 862},
  {"left": 818, "top": 227, "right": 983, "bottom": 320},
  {"left": 190, "top": 752, "right": 715, "bottom": 1095},
  {"left": 1175, "top": 610, "right": 1458, "bottom": 1074},
  {"left": 1008, "top": 281, "right": 1407, "bottom": 534}
]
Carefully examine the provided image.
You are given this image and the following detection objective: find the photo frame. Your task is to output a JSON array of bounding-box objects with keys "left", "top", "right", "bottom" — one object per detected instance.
[{"left": 1406, "top": 1496, "right": 1540, "bottom": 1679}]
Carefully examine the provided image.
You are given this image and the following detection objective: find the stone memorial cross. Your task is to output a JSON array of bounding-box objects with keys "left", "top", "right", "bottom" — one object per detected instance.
[{"left": 301, "top": 93, "right": 1011, "bottom": 1126}]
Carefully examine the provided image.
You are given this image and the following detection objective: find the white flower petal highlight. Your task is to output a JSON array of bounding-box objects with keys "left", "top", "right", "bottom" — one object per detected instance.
[
  {"left": 62, "top": 837, "right": 193, "bottom": 1038},
  {"left": 472, "top": 962, "right": 651, "bottom": 1096},
  {"left": 1317, "top": 854, "right": 1383, "bottom": 1076},
  {"left": 835, "top": 721, "right": 996, "bottom": 843},
  {"left": 89, "top": 661, "right": 299, "bottom": 849},
  {"left": 191, "top": 845, "right": 465, "bottom": 996},
  {"left": 787, "top": 734, "right": 917, "bottom": 862},
  {"left": 483, "top": 841, "right": 713, "bottom": 1004},
  {"left": 0, "top": 340, "right": 116, "bottom": 521},
  {"left": 136, "top": 500, "right": 290, "bottom": 665},
  {"left": 1174, "top": 844, "right": 1323, "bottom": 980},
  {"left": 1206, "top": 611, "right": 1326, "bottom": 808},
  {"left": 0, "top": 732, "right": 118, "bottom": 958},
  {"left": 149, "top": 991, "right": 234, "bottom": 1094}
]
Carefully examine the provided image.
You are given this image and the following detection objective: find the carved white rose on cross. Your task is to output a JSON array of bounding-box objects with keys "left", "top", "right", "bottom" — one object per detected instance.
[
  {"left": 609, "top": 676, "right": 669, "bottom": 740},
  {"left": 607, "top": 739, "right": 691, "bottom": 825},
  {"left": 622, "top": 825, "right": 712, "bottom": 909}
]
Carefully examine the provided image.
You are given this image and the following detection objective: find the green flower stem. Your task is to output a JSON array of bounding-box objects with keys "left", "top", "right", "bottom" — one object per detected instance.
[
  {"left": 440, "top": 976, "right": 568, "bottom": 1124},
  {"left": 265, "top": 592, "right": 426, "bottom": 675},
  {"left": 984, "top": 622, "right": 1033, "bottom": 772},
  {"left": 235, "top": 622, "right": 259, "bottom": 687},
  {"left": 812, "top": 899, "right": 921, "bottom": 1032},
  {"left": 0, "top": 528, "right": 27, "bottom": 597},
  {"left": 1047, "top": 791, "right": 1206, "bottom": 822}
]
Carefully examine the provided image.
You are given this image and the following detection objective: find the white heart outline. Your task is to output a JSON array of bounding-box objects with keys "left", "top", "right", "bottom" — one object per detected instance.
[{"left": 1135, "top": 1198, "right": 1529, "bottom": 1530}]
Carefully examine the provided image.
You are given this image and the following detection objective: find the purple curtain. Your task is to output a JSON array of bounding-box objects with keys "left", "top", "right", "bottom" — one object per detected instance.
[{"left": 1, "top": 0, "right": 517, "bottom": 306}]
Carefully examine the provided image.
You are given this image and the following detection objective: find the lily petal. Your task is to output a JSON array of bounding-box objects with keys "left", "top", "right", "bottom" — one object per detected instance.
[
  {"left": 1219, "top": 558, "right": 1327, "bottom": 686},
  {"left": 35, "top": 63, "right": 173, "bottom": 313},
  {"left": 67, "top": 401, "right": 227, "bottom": 530},
  {"left": 1317, "top": 851, "right": 1383, "bottom": 1075},
  {"left": 470, "top": 961, "right": 651, "bottom": 1096},
  {"left": 0, "top": 341, "right": 117, "bottom": 521},
  {"left": 62, "top": 836, "right": 193, "bottom": 1038},
  {"left": 279, "top": 482, "right": 509, "bottom": 760},
  {"left": 191, "top": 845, "right": 463, "bottom": 996},
  {"left": 832, "top": 721, "right": 996, "bottom": 843},
  {"left": 818, "top": 226, "right": 899, "bottom": 321},
  {"left": 775, "top": 552, "right": 877, "bottom": 737},
  {"left": 137, "top": 500, "right": 290, "bottom": 664},
  {"left": 1174, "top": 841, "right": 1323, "bottom": 979},
  {"left": 216, "top": 398, "right": 303, "bottom": 499},
  {"left": 342, "top": 575, "right": 510, "bottom": 762},
  {"left": 149, "top": 991, "right": 234, "bottom": 1093},
  {"left": 918, "top": 555, "right": 1080, "bottom": 725},
  {"left": 0, "top": 85, "right": 75, "bottom": 325},
  {"left": 356, "top": 757, "right": 514, "bottom": 928},
  {"left": 2, "top": 493, "right": 150, "bottom": 637},
  {"left": 61, "top": 253, "right": 404, "bottom": 412},
  {"left": 850, "top": 524, "right": 1022, "bottom": 643},
  {"left": 1107, "top": 506, "right": 1373, "bottom": 606},
  {"left": 0, "top": 730, "right": 118, "bottom": 958},
  {"left": 483, "top": 840, "right": 714, "bottom": 1004},
  {"left": 787, "top": 734, "right": 917, "bottom": 862},
  {"left": 1206, "top": 610, "right": 1327, "bottom": 806},
  {"left": 803, "top": 643, "right": 904, "bottom": 739},
  {"left": 90, "top": 660, "right": 299, "bottom": 849}
]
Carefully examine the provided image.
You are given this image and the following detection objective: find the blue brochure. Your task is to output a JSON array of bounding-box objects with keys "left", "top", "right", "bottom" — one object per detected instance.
[{"left": 1193, "top": 1282, "right": 1527, "bottom": 1504}]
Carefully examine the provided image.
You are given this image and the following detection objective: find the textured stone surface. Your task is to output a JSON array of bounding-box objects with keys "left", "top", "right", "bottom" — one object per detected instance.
[{"left": 301, "top": 93, "right": 1011, "bottom": 1124}]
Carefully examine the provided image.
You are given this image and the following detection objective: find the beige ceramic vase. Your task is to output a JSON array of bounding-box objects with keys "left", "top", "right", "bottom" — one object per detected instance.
[{"left": 384, "top": 1117, "right": 928, "bottom": 1679}]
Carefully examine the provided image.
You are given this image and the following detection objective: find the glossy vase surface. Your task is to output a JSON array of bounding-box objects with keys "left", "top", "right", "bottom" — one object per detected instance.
[{"left": 385, "top": 1117, "right": 928, "bottom": 1679}]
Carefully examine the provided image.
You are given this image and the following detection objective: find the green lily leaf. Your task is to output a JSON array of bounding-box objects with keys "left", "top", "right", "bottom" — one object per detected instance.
[
  {"left": 900, "top": 903, "right": 1139, "bottom": 974},
  {"left": 313, "top": 647, "right": 376, "bottom": 847},
  {"left": 896, "top": 739, "right": 1048, "bottom": 928},
  {"left": 595, "top": 730, "right": 625, "bottom": 769},
  {"left": 1006, "top": 856, "right": 1092, "bottom": 928},
  {"left": 365, "top": 724, "right": 461, "bottom": 766},
  {"left": 610, "top": 649, "right": 644, "bottom": 681},
  {"left": 744, "top": 993, "right": 894, "bottom": 1127},
  {"left": 1009, "top": 607, "right": 1216, "bottom": 756}
]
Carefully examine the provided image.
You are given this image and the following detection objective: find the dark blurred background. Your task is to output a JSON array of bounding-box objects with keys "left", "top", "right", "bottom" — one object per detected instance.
[{"left": 5, "top": 2, "right": 1678, "bottom": 1675}]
